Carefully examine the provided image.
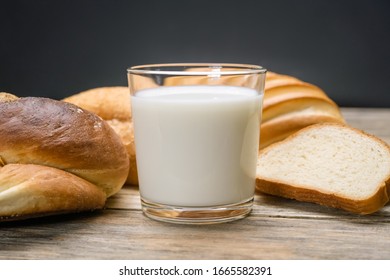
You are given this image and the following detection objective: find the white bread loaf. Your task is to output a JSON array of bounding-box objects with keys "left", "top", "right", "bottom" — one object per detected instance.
[
  {"left": 0, "top": 93, "right": 129, "bottom": 221},
  {"left": 261, "top": 72, "right": 345, "bottom": 149},
  {"left": 256, "top": 123, "right": 390, "bottom": 214}
]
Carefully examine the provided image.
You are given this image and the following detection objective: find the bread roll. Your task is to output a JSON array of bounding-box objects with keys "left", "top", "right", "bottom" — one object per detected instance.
[
  {"left": 62, "top": 87, "right": 132, "bottom": 121},
  {"left": 63, "top": 87, "right": 138, "bottom": 185},
  {"left": 0, "top": 164, "right": 106, "bottom": 220},
  {"left": 0, "top": 94, "right": 129, "bottom": 221}
]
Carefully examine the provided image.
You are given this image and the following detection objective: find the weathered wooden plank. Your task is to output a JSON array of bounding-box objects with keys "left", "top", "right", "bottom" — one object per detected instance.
[{"left": 1, "top": 209, "right": 389, "bottom": 260}]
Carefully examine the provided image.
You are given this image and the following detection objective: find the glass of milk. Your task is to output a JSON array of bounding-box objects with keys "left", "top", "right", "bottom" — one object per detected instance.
[{"left": 127, "top": 63, "right": 266, "bottom": 224}]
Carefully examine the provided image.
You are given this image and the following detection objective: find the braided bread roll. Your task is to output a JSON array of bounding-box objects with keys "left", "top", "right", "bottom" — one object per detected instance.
[{"left": 0, "top": 93, "right": 129, "bottom": 221}]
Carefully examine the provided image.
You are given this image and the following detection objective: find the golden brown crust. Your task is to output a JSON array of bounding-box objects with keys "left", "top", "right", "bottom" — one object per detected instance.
[
  {"left": 265, "top": 71, "right": 299, "bottom": 81},
  {"left": 63, "top": 87, "right": 131, "bottom": 121},
  {"left": 262, "top": 96, "right": 343, "bottom": 122},
  {"left": 257, "top": 123, "right": 390, "bottom": 214},
  {"left": 265, "top": 75, "right": 301, "bottom": 90},
  {"left": 0, "top": 97, "right": 129, "bottom": 197},
  {"left": 64, "top": 87, "right": 138, "bottom": 185},
  {"left": 0, "top": 92, "right": 19, "bottom": 102},
  {"left": 264, "top": 82, "right": 332, "bottom": 108},
  {"left": 0, "top": 164, "right": 106, "bottom": 221},
  {"left": 106, "top": 119, "right": 138, "bottom": 185},
  {"left": 256, "top": 177, "right": 389, "bottom": 214},
  {"left": 260, "top": 113, "right": 344, "bottom": 149},
  {"left": 260, "top": 72, "right": 345, "bottom": 149}
]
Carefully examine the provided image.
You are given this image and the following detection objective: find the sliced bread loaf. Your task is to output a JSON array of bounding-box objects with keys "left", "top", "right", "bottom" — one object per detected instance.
[
  {"left": 260, "top": 72, "right": 345, "bottom": 149},
  {"left": 256, "top": 123, "right": 390, "bottom": 214}
]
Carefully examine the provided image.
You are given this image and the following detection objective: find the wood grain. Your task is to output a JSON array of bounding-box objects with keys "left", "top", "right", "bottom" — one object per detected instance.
[{"left": 0, "top": 108, "right": 389, "bottom": 260}]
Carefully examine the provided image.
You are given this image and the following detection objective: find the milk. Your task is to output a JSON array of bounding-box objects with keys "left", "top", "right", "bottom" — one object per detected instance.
[{"left": 131, "top": 85, "right": 262, "bottom": 207}]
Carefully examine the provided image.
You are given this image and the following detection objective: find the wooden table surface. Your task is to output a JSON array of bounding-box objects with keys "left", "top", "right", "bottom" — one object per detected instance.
[{"left": 1, "top": 107, "right": 389, "bottom": 260}]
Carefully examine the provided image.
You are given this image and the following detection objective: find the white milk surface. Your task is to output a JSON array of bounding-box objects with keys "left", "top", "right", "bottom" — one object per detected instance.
[{"left": 131, "top": 85, "right": 262, "bottom": 207}]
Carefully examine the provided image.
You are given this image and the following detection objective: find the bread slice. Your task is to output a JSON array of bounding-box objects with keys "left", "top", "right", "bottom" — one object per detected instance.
[{"left": 256, "top": 123, "right": 390, "bottom": 214}]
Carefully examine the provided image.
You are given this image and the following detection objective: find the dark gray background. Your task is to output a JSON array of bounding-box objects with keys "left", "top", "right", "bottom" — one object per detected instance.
[{"left": 1, "top": 0, "right": 389, "bottom": 107}]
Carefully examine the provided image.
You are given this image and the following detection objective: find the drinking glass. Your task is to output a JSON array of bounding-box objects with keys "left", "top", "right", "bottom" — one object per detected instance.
[{"left": 128, "top": 63, "right": 266, "bottom": 224}]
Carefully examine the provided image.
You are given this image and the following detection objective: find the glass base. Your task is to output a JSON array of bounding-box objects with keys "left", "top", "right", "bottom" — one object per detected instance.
[{"left": 141, "top": 198, "right": 253, "bottom": 224}]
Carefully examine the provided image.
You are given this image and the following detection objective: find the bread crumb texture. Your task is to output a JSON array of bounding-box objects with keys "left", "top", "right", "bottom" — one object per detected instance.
[{"left": 257, "top": 123, "right": 390, "bottom": 213}]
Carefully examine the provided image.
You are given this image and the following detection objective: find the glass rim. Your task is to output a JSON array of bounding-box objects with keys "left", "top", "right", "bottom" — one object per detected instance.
[{"left": 127, "top": 63, "right": 266, "bottom": 76}]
